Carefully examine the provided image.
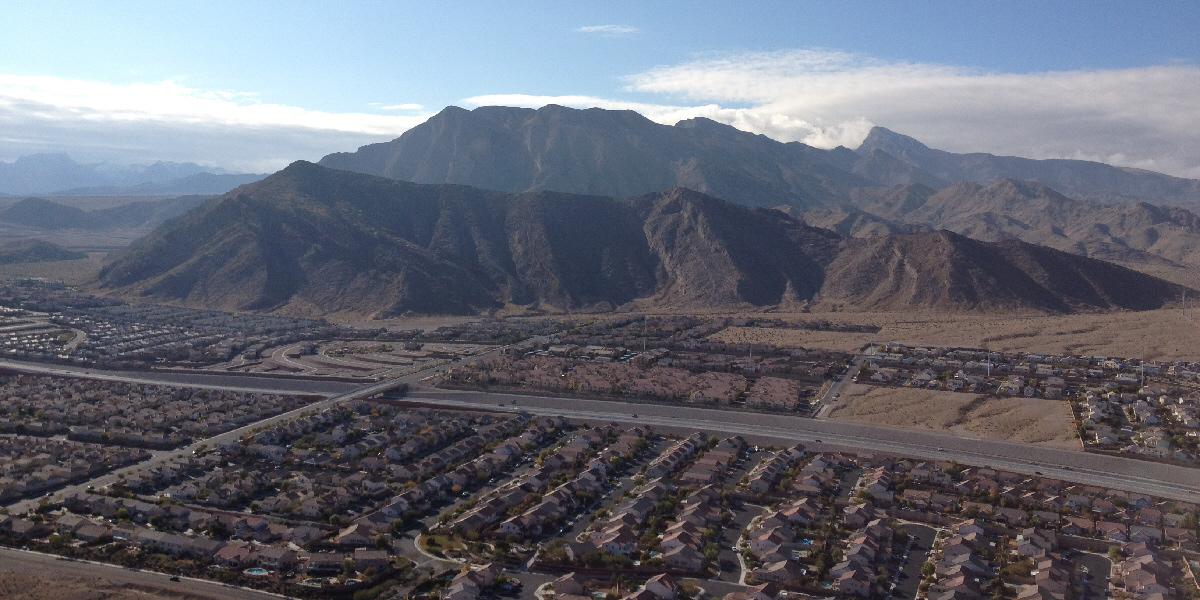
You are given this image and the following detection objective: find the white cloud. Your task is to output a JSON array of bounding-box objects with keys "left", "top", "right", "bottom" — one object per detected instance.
[
  {"left": 473, "top": 50, "right": 1200, "bottom": 179},
  {"left": 378, "top": 103, "right": 423, "bottom": 110},
  {"left": 622, "top": 50, "right": 1200, "bottom": 178},
  {"left": 0, "top": 75, "right": 432, "bottom": 172},
  {"left": 575, "top": 24, "right": 638, "bottom": 35}
]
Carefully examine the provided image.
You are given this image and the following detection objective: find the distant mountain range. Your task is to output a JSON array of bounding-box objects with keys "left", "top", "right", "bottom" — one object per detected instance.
[
  {"left": 0, "top": 196, "right": 209, "bottom": 231},
  {"left": 0, "top": 153, "right": 265, "bottom": 196},
  {"left": 97, "top": 162, "right": 1190, "bottom": 317}
]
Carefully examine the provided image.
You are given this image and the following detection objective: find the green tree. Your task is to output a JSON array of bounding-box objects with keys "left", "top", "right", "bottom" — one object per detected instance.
[{"left": 375, "top": 534, "right": 391, "bottom": 549}]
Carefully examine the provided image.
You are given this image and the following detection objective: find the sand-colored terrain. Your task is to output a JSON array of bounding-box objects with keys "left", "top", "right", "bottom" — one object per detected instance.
[
  {"left": 0, "top": 571, "right": 211, "bottom": 600},
  {"left": 700, "top": 308, "right": 1200, "bottom": 362},
  {"left": 0, "top": 252, "right": 109, "bottom": 286},
  {"left": 826, "top": 383, "right": 1081, "bottom": 450},
  {"left": 711, "top": 327, "right": 879, "bottom": 351}
]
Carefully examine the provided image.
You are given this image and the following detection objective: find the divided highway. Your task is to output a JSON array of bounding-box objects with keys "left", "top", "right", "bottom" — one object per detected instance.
[{"left": 4, "top": 338, "right": 1198, "bottom": 512}]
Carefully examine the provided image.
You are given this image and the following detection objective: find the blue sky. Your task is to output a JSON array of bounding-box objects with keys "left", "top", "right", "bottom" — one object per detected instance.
[{"left": 1, "top": 1, "right": 1199, "bottom": 175}]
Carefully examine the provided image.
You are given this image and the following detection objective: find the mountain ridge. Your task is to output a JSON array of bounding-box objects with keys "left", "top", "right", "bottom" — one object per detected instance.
[
  {"left": 96, "top": 161, "right": 1191, "bottom": 317},
  {"left": 319, "top": 105, "right": 1200, "bottom": 209}
]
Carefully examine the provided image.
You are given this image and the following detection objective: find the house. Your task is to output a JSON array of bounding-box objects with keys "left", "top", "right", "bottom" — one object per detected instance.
[
  {"left": 257, "top": 546, "right": 299, "bottom": 571},
  {"left": 644, "top": 573, "right": 683, "bottom": 600},
  {"left": 214, "top": 544, "right": 255, "bottom": 567},
  {"left": 75, "top": 522, "right": 111, "bottom": 542},
  {"left": 353, "top": 548, "right": 390, "bottom": 571},
  {"left": 835, "top": 568, "right": 872, "bottom": 597},
  {"left": 335, "top": 523, "right": 373, "bottom": 546},
  {"left": 752, "top": 560, "right": 805, "bottom": 583},
  {"left": 745, "top": 583, "right": 783, "bottom": 600},
  {"left": 307, "top": 553, "right": 347, "bottom": 574},
  {"left": 663, "top": 545, "right": 705, "bottom": 571},
  {"left": 553, "top": 572, "right": 589, "bottom": 598}
]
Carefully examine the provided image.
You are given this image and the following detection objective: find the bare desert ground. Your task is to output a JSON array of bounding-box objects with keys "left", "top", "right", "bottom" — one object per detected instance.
[
  {"left": 711, "top": 327, "right": 879, "bottom": 351},
  {"left": 0, "top": 252, "right": 109, "bottom": 286},
  {"left": 826, "top": 383, "right": 1081, "bottom": 450},
  {"left": 0, "top": 571, "right": 211, "bottom": 600},
  {"left": 704, "top": 308, "right": 1200, "bottom": 362}
]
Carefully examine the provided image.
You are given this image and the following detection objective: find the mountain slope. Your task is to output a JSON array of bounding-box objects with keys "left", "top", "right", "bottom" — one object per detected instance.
[
  {"left": 857, "top": 127, "right": 1200, "bottom": 206},
  {"left": 820, "top": 231, "right": 1183, "bottom": 313},
  {"left": 0, "top": 239, "right": 87, "bottom": 264},
  {"left": 0, "top": 196, "right": 209, "bottom": 230},
  {"left": 97, "top": 162, "right": 1191, "bottom": 316},
  {"left": 810, "top": 180, "right": 1200, "bottom": 269}
]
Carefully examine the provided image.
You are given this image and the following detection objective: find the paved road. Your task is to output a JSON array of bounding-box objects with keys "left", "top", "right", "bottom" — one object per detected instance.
[
  {"left": 892, "top": 523, "right": 936, "bottom": 600},
  {"left": 409, "top": 388, "right": 1200, "bottom": 502},
  {"left": 0, "top": 546, "right": 281, "bottom": 599},
  {"left": 0, "top": 357, "right": 358, "bottom": 395},
  {"left": 1070, "top": 552, "right": 1112, "bottom": 600},
  {"left": 813, "top": 354, "right": 867, "bottom": 418}
]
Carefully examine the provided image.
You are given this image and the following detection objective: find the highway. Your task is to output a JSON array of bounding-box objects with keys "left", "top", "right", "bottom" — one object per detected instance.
[
  {"left": 408, "top": 388, "right": 1200, "bottom": 502},
  {"left": 0, "top": 546, "right": 282, "bottom": 600},
  {"left": 0, "top": 357, "right": 358, "bottom": 395},
  {"left": 4, "top": 336, "right": 1198, "bottom": 511}
]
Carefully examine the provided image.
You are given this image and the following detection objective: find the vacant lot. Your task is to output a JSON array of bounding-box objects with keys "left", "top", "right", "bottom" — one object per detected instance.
[
  {"left": 695, "top": 308, "right": 1200, "bottom": 362},
  {"left": 0, "top": 252, "right": 108, "bottom": 286},
  {"left": 0, "top": 571, "right": 211, "bottom": 600},
  {"left": 827, "top": 384, "right": 1081, "bottom": 450},
  {"left": 711, "top": 326, "right": 877, "bottom": 351}
]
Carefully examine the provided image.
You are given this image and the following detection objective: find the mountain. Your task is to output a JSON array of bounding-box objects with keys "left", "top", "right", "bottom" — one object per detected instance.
[
  {"left": 319, "top": 105, "right": 1200, "bottom": 210},
  {"left": 319, "top": 104, "right": 870, "bottom": 209},
  {"left": 0, "top": 153, "right": 259, "bottom": 196},
  {"left": 53, "top": 172, "right": 267, "bottom": 196},
  {"left": 803, "top": 179, "right": 1200, "bottom": 269},
  {"left": 0, "top": 154, "right": 107, "bottom": 195},
  {"left": 96, "top": 161, "right": 1190, "bottom": 317},
  {"left": 821, "top": 231, "right": 1182, "bottom": 313},
  {"left": 0, "top": 239, "right": 87, "bottom": 264},
  {"left": 856, "top": 127, "right": 1200, "bottom": 206},
  {"left": 0, "top": 196, "right": 209, "bottom": 230}
]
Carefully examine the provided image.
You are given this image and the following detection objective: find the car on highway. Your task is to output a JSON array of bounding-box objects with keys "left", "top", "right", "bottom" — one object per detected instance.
[{"left": 170, "top": 576, "right": 181, "bottom": 582}]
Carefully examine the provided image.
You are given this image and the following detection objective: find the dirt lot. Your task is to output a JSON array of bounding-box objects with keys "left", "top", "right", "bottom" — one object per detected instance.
[
  {"left": 0, "top": 571, "right": 210, "bottom": 600},
  {"left": 0, "top": 252, "right": 109, "bottom": 286},
  {"left": 826, "top": 383, "right": 1081, "bottom": 450},
  {"left": 711, "top": 327, "right": 878, "bottom": 351},
  {"left": 699, "top": 308, "right": 1200, "bottom": 362}
]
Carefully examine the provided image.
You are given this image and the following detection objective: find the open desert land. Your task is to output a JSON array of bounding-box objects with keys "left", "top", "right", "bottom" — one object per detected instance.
[
  {"left": 0, "top": 570, "right": 211, "bottom": 600},
  {"left": 826, "top": 383, "right": 1082, "bottom": 451},
  {"left": 0, "top": 252, "right": 109, "bottom": 286},
  {"left": 709, "top": 307, "right": 1200, "bottom": 361}
]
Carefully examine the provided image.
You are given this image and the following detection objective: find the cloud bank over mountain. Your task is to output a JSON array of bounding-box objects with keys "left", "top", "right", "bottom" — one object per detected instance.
[
  {"left": 473, "top": 49, "right": 1200, "bottom": 178},
  {"left": 3, "top": 49, "right": 1199, "bottom": 177},
  {"left": 0, "top": 74, "right": 431, "bottom": 172}
]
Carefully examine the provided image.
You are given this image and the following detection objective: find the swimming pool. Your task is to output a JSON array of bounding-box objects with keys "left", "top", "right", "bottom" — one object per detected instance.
[{"left": 244, "top": 568, "right": 269, "bottom": 576}]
